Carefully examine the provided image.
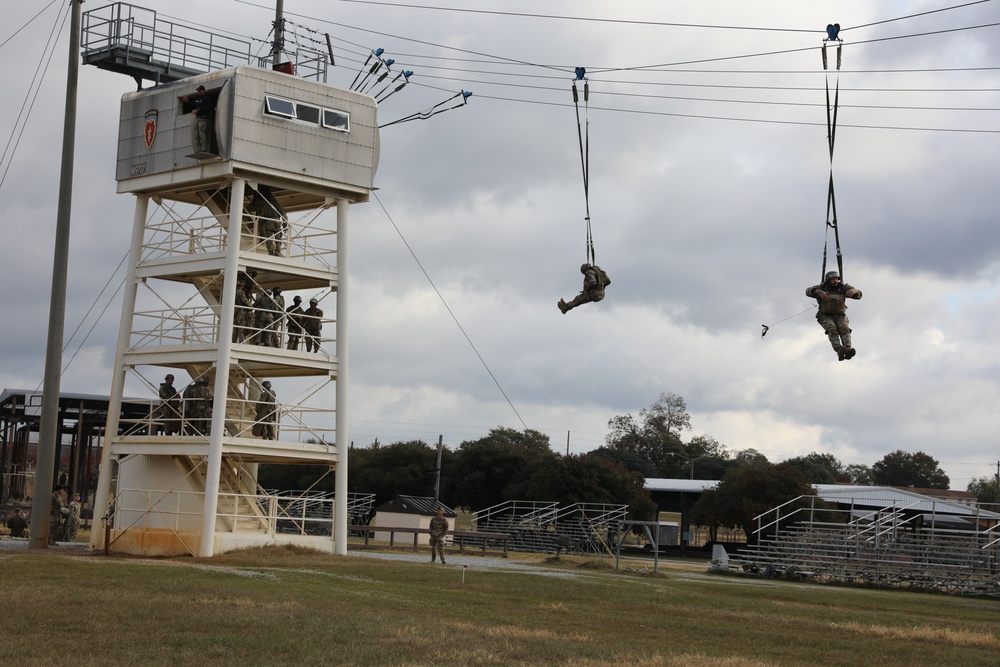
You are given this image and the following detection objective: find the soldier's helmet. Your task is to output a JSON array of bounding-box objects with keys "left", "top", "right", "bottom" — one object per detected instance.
[
  {"left": 262, "top": 380, "right": 271, "bottom": 388},
  {"left": 165, "top": 374, "right": 174, "bottom": 381},
  {"left": 580, "top": 263, "right": 592, "bottom": 274},
  {"left": 197, "top": 376, "right": 210, "bottom": 384},
  {"left": 293, "top": 295, "right": 302, "bottom": 302},
  {"left": 273, "top": 287, "right": 282, "bottom": 295},
  {"left": 309, "top": 298, "right": 318, "bottom": 304},
  {"left": 825, "top": 271, "right": 841, "bottom": 282}
]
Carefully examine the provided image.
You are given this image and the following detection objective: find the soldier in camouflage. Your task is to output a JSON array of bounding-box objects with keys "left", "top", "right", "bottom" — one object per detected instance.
[
  {"left": 428, "top": 507, "right": 449, "bottom": 564},
  {"left": 806, "top": 270, "right": 863, "bottom": 361},
  {"left": 62, "top": 494, "right": 81, "bottom": 542},
  {"left": 233, "top": 277, "right": 254, "bottom": 343},
  {"left": 254, "top": 380, "right": 278, "bottom": 440},
  {"left": 183, "top": 375, "right": 213, "bottom": 435},
  {"left": 49, "top": 485, "right": 68, "bottom": 545},
  {"left": 558, "top": 263, "right": 610, "bottom": 314},
  {"left": 157, "top": 373, "right": 181, "bottom": 435}
]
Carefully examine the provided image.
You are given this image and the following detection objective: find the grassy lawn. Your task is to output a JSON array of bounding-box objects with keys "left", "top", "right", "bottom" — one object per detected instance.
[{"left": 1, "top": 544, "right": 998, "bottom": 666}]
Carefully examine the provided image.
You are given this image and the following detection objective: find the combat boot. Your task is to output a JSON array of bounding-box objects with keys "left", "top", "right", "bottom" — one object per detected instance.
[
  {"left": 557, "top": 299, "right": 568, "bottom": 314},
  {"left": 835, "top": 346, "right": 846, "bottom": 361},
  {"left": 844, "top": 348, "right": 856, "bottom": 360}
]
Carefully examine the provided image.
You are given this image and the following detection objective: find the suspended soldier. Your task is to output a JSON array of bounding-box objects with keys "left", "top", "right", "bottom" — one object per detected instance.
[
  {"left": 558, "top": 263, "right": 610, "bottom": 314},
  {"left": 806, "top": 271, "right": 862, "bottom": 361},
  {"left": 253, "top": 380, "right": 278, "bottom": 440}
]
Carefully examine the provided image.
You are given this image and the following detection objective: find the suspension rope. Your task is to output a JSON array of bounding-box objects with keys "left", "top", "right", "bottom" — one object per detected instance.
[
  {"left": 821, "top": 24, "right": 844, "bottom": 283},
  {"left": 572, "top": 67, "right": 595, "bottom": 266}
]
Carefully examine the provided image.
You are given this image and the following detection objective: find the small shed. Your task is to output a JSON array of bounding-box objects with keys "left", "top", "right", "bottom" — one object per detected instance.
[{"left": 373, "top": 496, "right": 456, "bottom": 545}]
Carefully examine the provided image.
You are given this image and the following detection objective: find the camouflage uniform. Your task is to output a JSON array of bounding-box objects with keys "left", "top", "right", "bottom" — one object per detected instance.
[
  {"left": 253, "top": 382, "right": 278, "bottom": 439},
  {"left": 49, "top": 488, "right": 68, "bottom": 545},
  {"left": 303, "top": 301, "right": 323, "bottom": 352},
  {"left": 183, "top": 377, "right": 213, "bottom": 435},
  {"left": 6, "top": 510, "right": 27, "bottom": 538},
  {"left": 806, "top": 271, "right": 863, "bottom": 361},
  {"left": 286, "top": 297, "right": 304, "bottom": 350},
  {"left": 251, "top": 187, "right": 287, "bottom": 256},
  {"left": 253, "top": 290, "right": 279, "bottom": 347},
  {"left": 62, "top": 498, "right": 81, "bottom": 542},
  {"left": 157, "top": 375, "right": 181, "bottom": 435},
  {"left": 428, "top": 510, "right": 449, "bottom": 564},
  {"left": 233, "top": 282, "right": 254, "bottom": 343},
  {"left": 558, "top": 264, "right": 609, "bottom": 313}
]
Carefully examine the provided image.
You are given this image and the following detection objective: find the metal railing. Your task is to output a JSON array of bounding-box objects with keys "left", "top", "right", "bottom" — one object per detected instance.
[{"left": 82, "top": 2, "right": 329, "bottom": 82}]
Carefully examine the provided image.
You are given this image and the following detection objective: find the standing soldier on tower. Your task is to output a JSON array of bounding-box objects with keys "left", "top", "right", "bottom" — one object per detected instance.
[
  {"left": 253, "top": 288, "right": 278, "bottom": 347},
  {"left": 183, "top": 376, "right": 213, "bottom": 435},
  {"left": 303, "top": 298, "right": 324, "bottom": 352},
  {"left": 286, "top": 295, "right": 305, "bottom": 350},
  {"left": 181, "top": 85, "right": 216, "bottom": 154},
  {"left": 157, "top": 373, "right": 181, "bottom": 435},
  {"left": 253, "top": 380, "right": 278, "bottom": 440}
]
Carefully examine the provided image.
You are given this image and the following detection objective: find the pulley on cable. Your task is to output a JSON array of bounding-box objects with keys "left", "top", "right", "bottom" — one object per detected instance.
[
  {"left": 349, "top": 47, "right": 473, "bottom": 128},
  {"left": 557, "top": 67, "right": 612, "bottom": 315},
  {"left": 804, "top": 23, "right": 864, "bottom": 361}
]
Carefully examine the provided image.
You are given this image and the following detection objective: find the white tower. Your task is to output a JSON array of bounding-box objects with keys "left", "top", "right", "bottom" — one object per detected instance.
[{"left": 89, "top": 64, "right": 378, "bottom": 557}]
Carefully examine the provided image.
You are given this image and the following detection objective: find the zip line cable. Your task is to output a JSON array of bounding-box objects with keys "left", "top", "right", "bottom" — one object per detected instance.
[
  {"left": 372, "top": 192, "right": 529, "bottom": 431},
  {"left": 0, "top": 1, "right": 68, "bottom": 193},
  {"left": 0, "top": 0, "right": 60, "bottom": 51}
]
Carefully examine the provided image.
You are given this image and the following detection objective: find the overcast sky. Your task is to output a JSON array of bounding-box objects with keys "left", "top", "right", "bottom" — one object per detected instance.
[{"left": 2, "top": 1, "right": 999, "bottom": 490}]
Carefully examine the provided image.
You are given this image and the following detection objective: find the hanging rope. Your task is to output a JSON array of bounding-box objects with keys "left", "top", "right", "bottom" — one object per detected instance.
[
  {"left": 572, "top": 67, "right": 595, "bottom": 267},
  {"left": 821, "top": 24, "right": 844, "bottom": 283}
]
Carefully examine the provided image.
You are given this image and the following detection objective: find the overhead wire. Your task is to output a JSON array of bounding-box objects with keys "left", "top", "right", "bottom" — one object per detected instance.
[
  {"left": 371, "top": 192, "right": 529, "bottom": 431},
  {"left": 0, "top": 1, "right": 69, "bottom": 193}
]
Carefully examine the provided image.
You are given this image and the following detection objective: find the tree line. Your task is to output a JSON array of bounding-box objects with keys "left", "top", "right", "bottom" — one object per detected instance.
[{"left": 261, "top": 392, "right": 996, "bottom": 536}]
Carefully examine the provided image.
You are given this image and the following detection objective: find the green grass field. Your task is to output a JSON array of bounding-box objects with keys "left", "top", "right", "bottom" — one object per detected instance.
[{"left": 1, "top": 544, "right": 998, "bottom": 666}]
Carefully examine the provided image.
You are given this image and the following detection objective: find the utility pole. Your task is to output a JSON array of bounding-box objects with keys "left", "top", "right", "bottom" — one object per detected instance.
[
  {"left": 272, "top": 0, "right": 285, "bottom": 67},
  {"left": 433, "top": 435, "right": 443, "bottom": 501},
  {"left": 29, "top": 0, "right": 82, "bottom": 549},
  {"left": 566, "top": 431, "right": 570, "bottom": 456}
]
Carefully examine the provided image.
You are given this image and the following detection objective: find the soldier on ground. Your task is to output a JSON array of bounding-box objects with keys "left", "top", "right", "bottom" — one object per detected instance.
[
  {"left": 62, "top": 494, "right": 81, "bottom": 542},
  {"left": 6, "top": 509, "right": 27, "bottom": 538},
  {"left": 558, "top": 263, "right": 611, "bottom": 314},
  {"left": 49, "top": 485, "right": 69, "bottom": 545},
  {"left": 805, "top": 270, "right": 863, "bottom": 361},
  {"left": 303, "top": 298, "right": 323, "bottom": 352},
  {"left": 428, "top": 507, "right": 449, "bottom": 564}
]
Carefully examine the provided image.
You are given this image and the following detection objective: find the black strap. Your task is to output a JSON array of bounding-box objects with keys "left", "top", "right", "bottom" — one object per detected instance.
[
  {"left": 572, "top": 68, "right": 595, "bottom": 267},
  {"left": 821, "top": 38, "right": 844, "bottom": 283}
]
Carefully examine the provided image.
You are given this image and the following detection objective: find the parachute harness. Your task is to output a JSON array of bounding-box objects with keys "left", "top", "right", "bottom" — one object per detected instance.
[
  {"left": 821, "top": 24, "right": 844, "bottom": 284},
  {"left": 572, "top": 67, "right": 596, "bottom": 267}
]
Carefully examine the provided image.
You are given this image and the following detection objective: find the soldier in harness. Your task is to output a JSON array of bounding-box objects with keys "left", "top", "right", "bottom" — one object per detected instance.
[
  {"left": 558, "top": 263, "right": 610, "bottom": 314},
  {"left": 806, "top": 270, "right": 862, "bottom": 360}
]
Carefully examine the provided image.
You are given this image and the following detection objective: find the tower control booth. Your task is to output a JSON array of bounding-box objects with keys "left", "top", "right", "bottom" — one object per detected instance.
[{"left": 89, "top": 63, "right": 379, "bottom": 557}]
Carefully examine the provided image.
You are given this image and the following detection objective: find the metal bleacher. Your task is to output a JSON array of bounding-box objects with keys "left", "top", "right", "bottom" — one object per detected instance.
[
  {"left": 730, "top": 495, "right": 1000, "bottom": 597},
  {"left": 472, "top": 500, "right": 628, "bottom": 555}
]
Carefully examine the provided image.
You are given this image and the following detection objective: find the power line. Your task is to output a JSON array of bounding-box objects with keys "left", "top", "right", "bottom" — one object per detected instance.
[{"left": 371, "top": 192, "right": 529, "bottom": 431}]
